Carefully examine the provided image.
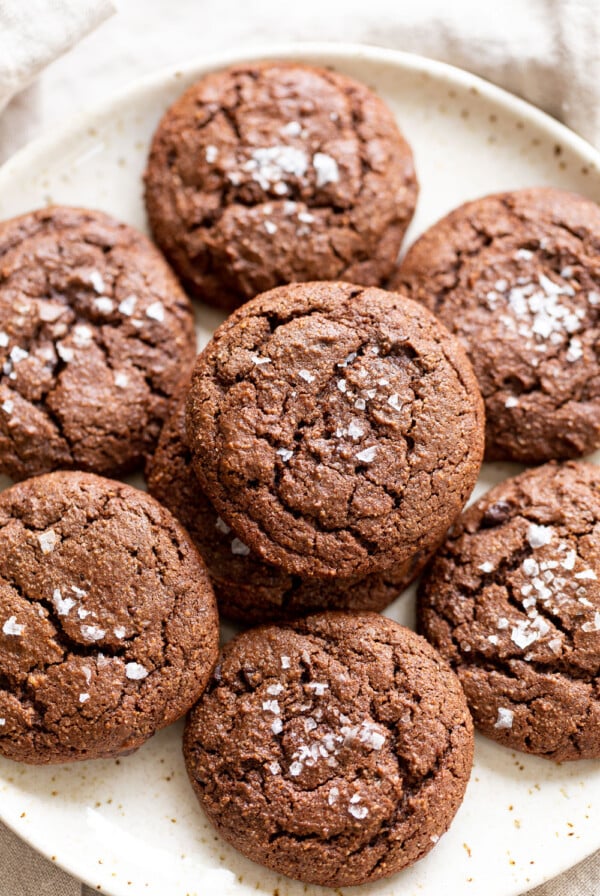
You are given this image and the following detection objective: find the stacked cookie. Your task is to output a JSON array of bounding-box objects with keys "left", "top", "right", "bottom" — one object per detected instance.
[
  {"left": 148, "top": 280, "right": 484, "bottom": 619},
  {"left": 1, "top": 56, "right": 600, "bottom": 892}
]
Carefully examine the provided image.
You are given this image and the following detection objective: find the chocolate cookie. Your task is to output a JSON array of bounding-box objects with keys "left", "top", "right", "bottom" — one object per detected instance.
[
  {"left": 0, "top": 471, "right": 218, "bottom": 764},
  {"left": 144, "top": 61, "right": 418, "bottom": 311},
  {"left": 186, "top": 281, "right": 485, "bottom": 580},
  {"left": 0, "top": 206, "right": 197, "bottom": 481},
  {"left": 394, "top": 187, "right": 600, "bottom": 463},
  {"left": 146, "top": 397, "right": 433, "bottom": 622},
  {"left": 184, "top": 612, "right": 473, "bottom": 887},
  {"left": 418, "top": 461, "right": 600, "bottom": 761}
]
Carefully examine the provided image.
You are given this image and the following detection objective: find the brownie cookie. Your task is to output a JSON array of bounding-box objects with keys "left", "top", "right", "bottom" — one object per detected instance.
[
  {"left": 0, "top": 471, "right": 219, "bottom": 764},
  {"left": 184, "top": 612, "right": 473, "bottom": 887},
  {"left": 144, "top": 62, "right": 417, "bottom": 311},
  {"left": 0, "top": 206, "right": 197, "bottom": 481},
  {"left": 146, "top": 397, "right": 433, "bottom": 622},
  {"left": 418, "top": 461, "right": 600, "bottom": 761},
  {"left": 186, "top": 281, "right": 485, "bottom": 580},
  {"left": 394, "top": 187, "right": 600, "bottom": 463}
]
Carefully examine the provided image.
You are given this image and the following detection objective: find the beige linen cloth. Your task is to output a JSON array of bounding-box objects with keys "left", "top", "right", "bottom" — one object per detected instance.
[{"left": 0, "top": 1, "right": 600, "bottom": 894}]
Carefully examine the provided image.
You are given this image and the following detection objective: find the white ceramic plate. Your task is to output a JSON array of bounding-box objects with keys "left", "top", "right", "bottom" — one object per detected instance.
[{"left": 0, "top": 42, "right": 600, "bottom": 896}]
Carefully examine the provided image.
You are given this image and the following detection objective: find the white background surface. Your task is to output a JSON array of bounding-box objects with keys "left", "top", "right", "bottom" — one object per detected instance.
[
  {"left": 1, "top": 2, "right": 600, "bottom": 894},
  {"left": 1, "top": 42, "right": 600, "bottom": 896},
  {"left": 2, "top": 0, "right": 600, "bottom": 164}
]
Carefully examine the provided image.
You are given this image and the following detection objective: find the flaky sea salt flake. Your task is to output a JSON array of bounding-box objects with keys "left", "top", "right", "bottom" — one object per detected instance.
[
  {"left": 10, "top": 346, "right": 28, "bottom": 364},
  {"left": 566, "top": 337, "right": 583, "bottom": 362},
  {"left": 2, "top": 616, "right": 24, "bottom": 636},
  {"left": 562, "top": 550, "right": 577, "bottom": 570},
  {"left": 526, "top": 524, "right": 553, "bottom": 549},
  {"left": 349, "top": 804, "right": 368, "bottom": 820},
  {"left": 81, "top": 624, "right": 106, "bottom": 641},
  {"left": 73, "top": 325, "right": 93, "bottom": 346},
  {"left": 89, "top": 271, "right": 105, "bottom": 294},
  {"left": 146, "top": 302, "right": 165, "bottom": 322},
  {"left": 522, "top": 558, "right": 539, "bottom": 576},
  {"left": 56, "top": 343, "right": 74, "bottom": 363},
  {"left": 250, "top": 355, "right": 272, "bottom": 367},
  {"left": 119, "top": 295, "right": 137, "bottom": 316},
  {"left": 582, "top": 611, "right": 600, "bottom": 633},
  {"left": 94, "top": 297, "right": 114, "bottom": 314},
  {"left": 52, "top": 588, "right": 76, "bottom": 616},
  {"left": 346, "top": 421, "right": 364, "bottom": 440},
  {"left": 511, "top": 623, "right": 539, "bottom": 649},
  {"left": 313, "top": 152, "right": 339, "bottom": 187},
  {"left": 356, "top": 446, "right": 377, "bottom": 463},
  {"left": 494, "top": 707, "right": 514, "bottom": 729},
  {"left": 125, "top": 662, "right": 149, "bottom": 680}
]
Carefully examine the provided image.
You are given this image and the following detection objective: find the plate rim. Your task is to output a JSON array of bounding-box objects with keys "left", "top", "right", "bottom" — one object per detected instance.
[
  {"left": 1, "top": 39, "right": 600, "bottom": 896},
  {"left": 1, "top": 40, "right": 599, "bottom": 186}
]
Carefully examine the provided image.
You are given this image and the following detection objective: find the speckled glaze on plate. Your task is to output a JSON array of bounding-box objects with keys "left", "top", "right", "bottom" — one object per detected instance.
[{"left": 0, "top": 42, "right": 599, "bottom": 896}]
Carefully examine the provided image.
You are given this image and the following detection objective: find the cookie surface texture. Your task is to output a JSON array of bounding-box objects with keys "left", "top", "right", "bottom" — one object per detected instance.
[
  {"left": 147, "top": 397, "right": 433, "bottom": 621},
  {"left": 186, "top": 281, "right": 485, "bottom": 579},
  {"left": 395, "top": 187, "right": 600, "bottom": 462},
  {"left": 0, "top": 471, "right": 219, "bottom": 764},
  {"left": 145, "top": 62, "right": 418, "bottom": 310},
  {"left": 184, "top": 611, "right": 473, "bottom": 887},
  {"left": 0, "top": 205, "right": 197, "bottom": 480},
  {"left": 418, "top": 461, "right": 600, "bottom": 760}
]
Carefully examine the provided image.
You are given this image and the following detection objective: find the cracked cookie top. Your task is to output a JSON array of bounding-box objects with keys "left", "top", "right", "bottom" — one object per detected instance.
[
  {"left": 0, "top": 205, "right": 197, "bottom": 481},
  {"left": 394, "top": 187, "right": 600, "bottom": 463},
  {"left": 418, "top": 461, "right": 600, "bottom": 761},
  {"left": 0, "top": 471, "right": 219, "bottom": 764},
  {"left": 183, "top": 612, "right": 473, "bottom": 888},
  {"left": 185, "top": 281, "right": 485, "bottom": 579},
  {"left": 144, "top": 62, "right": 418, "bottom": 311},
  {"left": 146, "top": 396, "right": 433, "bottom": 622}
]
